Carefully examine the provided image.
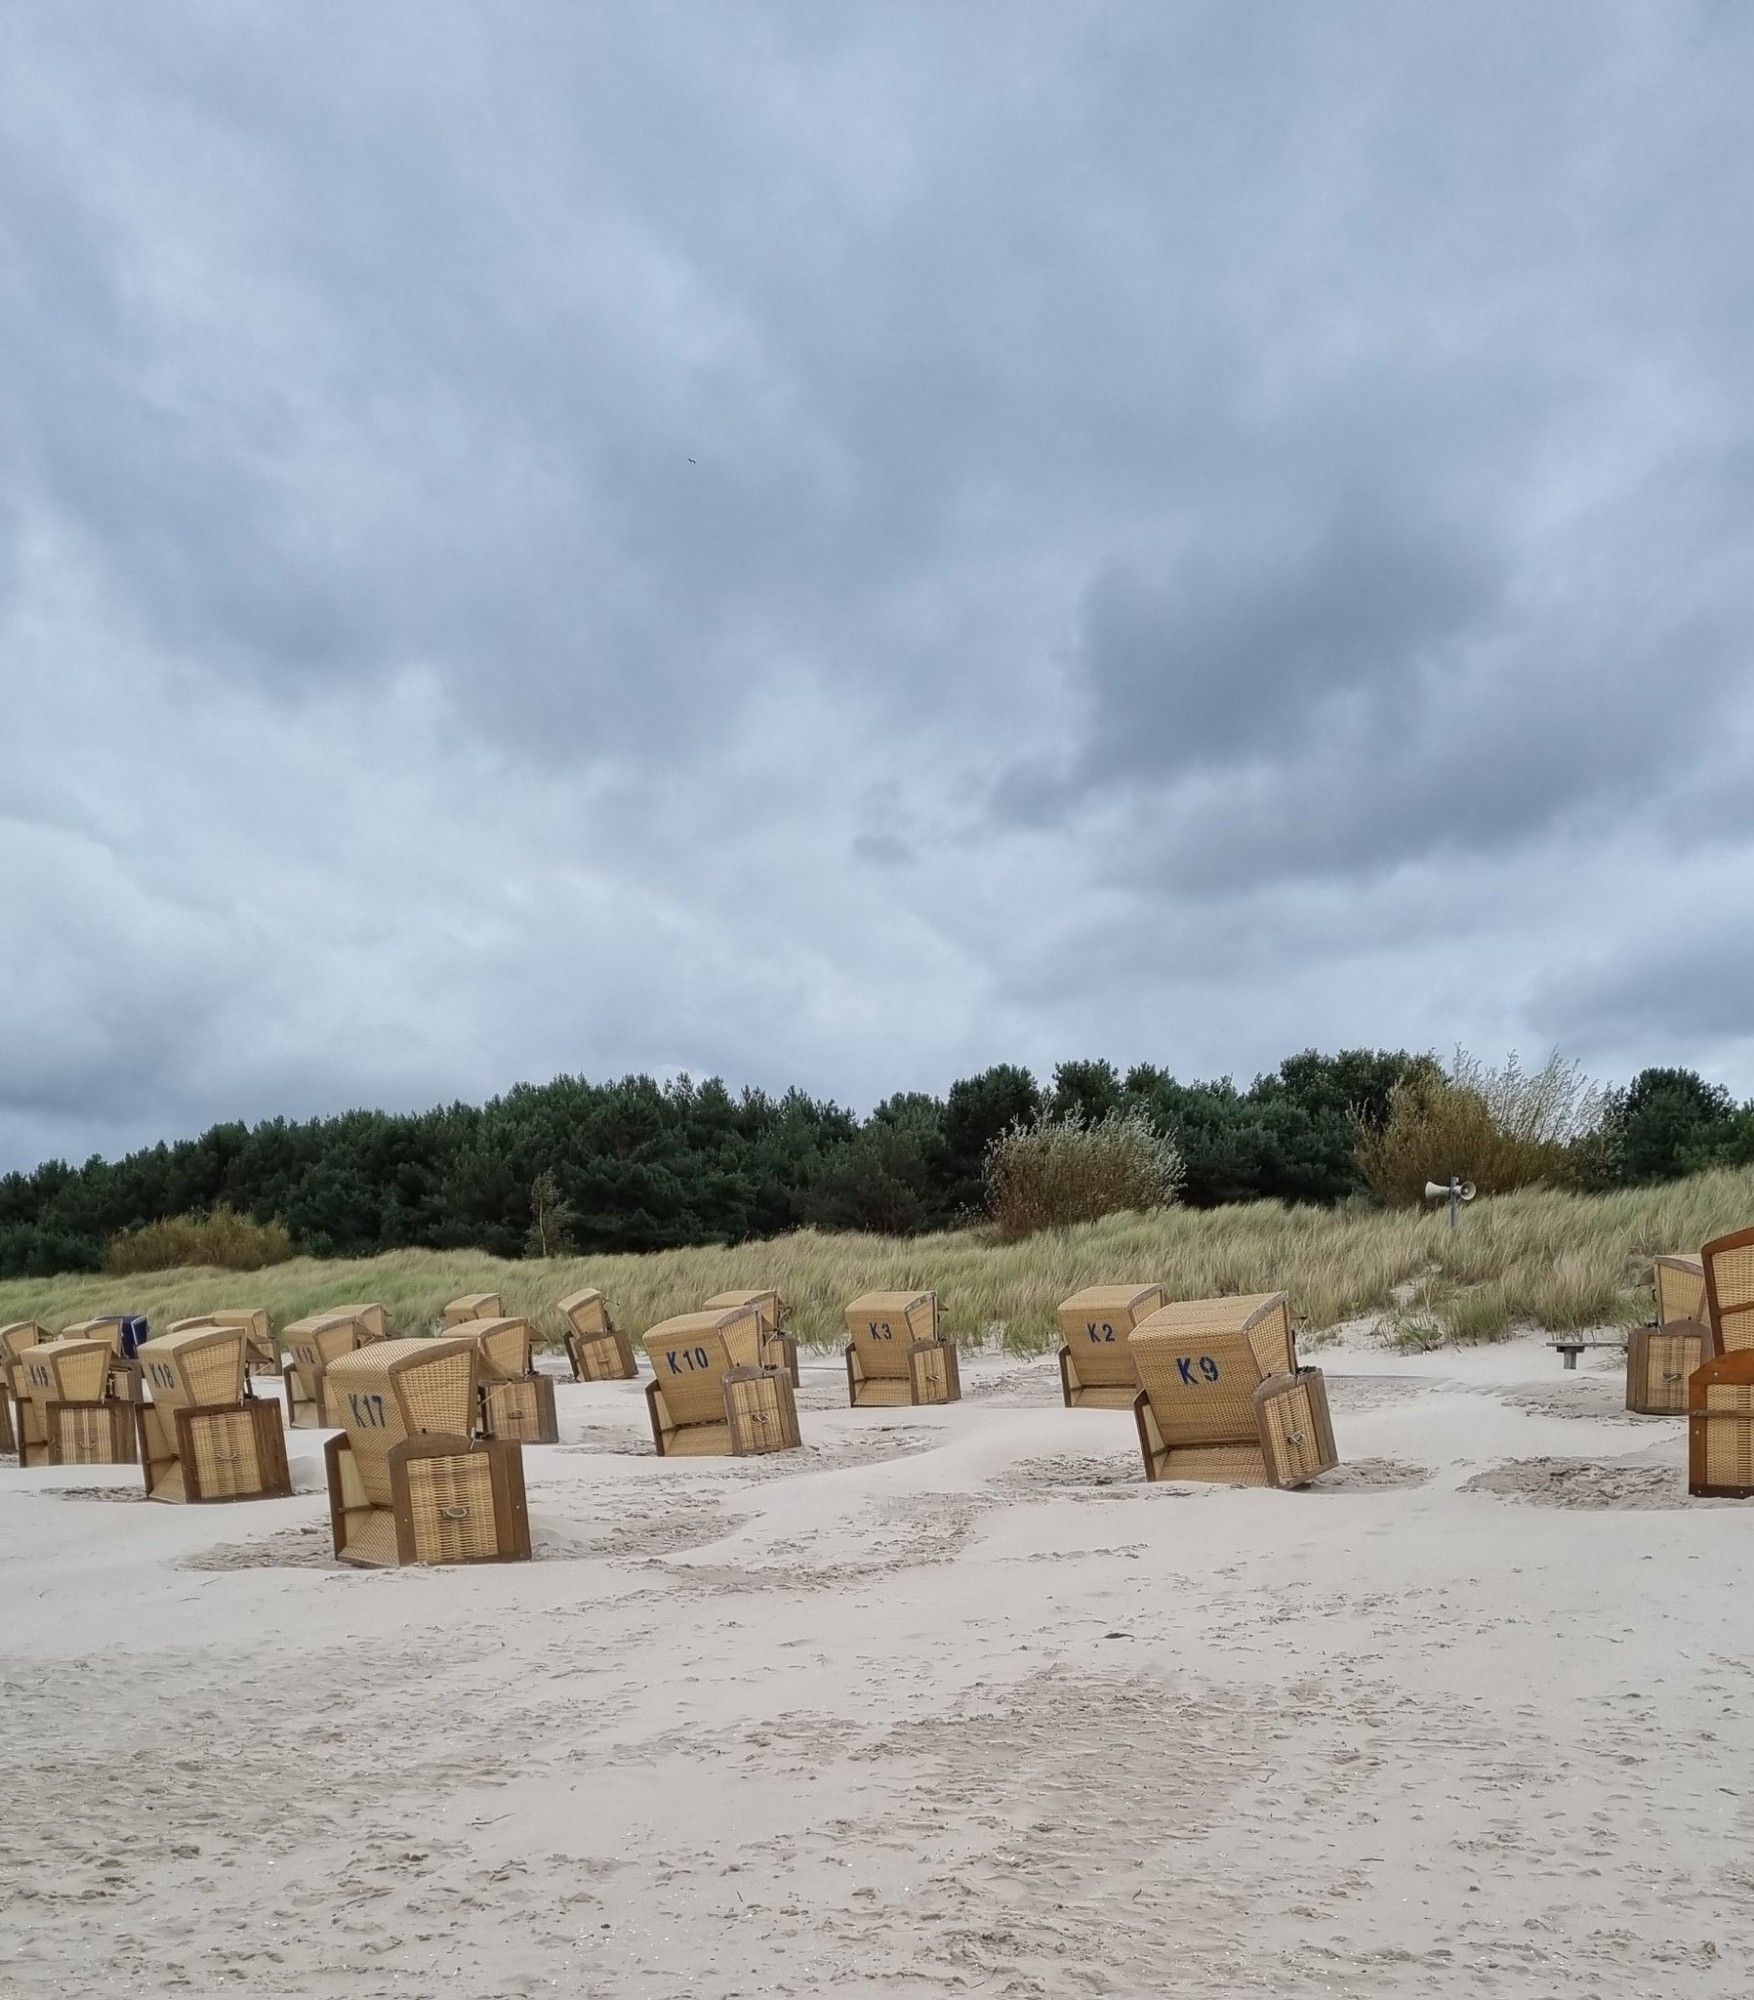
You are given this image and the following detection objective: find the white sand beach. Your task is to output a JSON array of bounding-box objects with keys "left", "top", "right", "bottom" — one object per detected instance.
[{"left": 2, "top": 1333, "right": 1746, "bottom": 1998}]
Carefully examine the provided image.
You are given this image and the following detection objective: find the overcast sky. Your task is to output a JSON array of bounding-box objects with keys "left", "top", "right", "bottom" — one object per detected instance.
[{"left": 3, "top": 3, "right": 1752, "bottom": 1174}]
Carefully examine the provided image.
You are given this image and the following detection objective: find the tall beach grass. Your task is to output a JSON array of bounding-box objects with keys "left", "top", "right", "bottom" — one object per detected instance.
[{"left": 2, "top": 1165, "right": 1749, "bottom": 1354}]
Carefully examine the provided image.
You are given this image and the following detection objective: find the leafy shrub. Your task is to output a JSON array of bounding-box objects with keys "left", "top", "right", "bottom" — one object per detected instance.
[
  {"left": 985, "top": 1110, "right": 1184, "bottom": 1240},
  {"left": 104, "top": 1205, "right": 294, "bottom": 1275},
  {"left": 1356, "top": 1051, "right": 1603, "bottom": 1208}
]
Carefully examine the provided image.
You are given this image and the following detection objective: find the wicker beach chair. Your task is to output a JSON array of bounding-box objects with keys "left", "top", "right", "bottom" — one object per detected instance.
[
  {"left": 173, "top": 1309, "right": 279, "bottom": 1376},
  {"left": 442, "top": 1293, "right": 504, "bottom": 1327},
  {"left": 1056, "top": 1286, "right": 1168, "bottom": 1408},
  {"left": 2, "top": 1322, "right": 51, "bottom": 1461},
  {"left": 60, "top": 1317, "right": 146, "bottom": 1406},
  {"left": 1653, "top": 1255, "right": 1709, "bottom": 1332},
  {"left": 317, "top": 1302, "right": 390, "bottom": 1340},
  {"left": 1130, "top": 1293, "right": 1333, "bottom": 1488},
  {"left": 13, "top": 1339, "right": 138, "bottom": 1466},
  {"left": 282, "top": 1311, "right": 373, "bottom": 1428},
  {"left": 323, "top": 1337, "right": 530, "bottom": 1566},
  {"left": 1702, "top": 1229, "right": 1754, "bottom": 1356},
  {"left": 844, "top": 1292, "right": 961, "bottom": 1407},
  {"left": 642, "top": 1306, "right": 797, "bottom": 1456},
  {"left": 136, "top": 1324, "right": 291, "bottom": 1503},
  {"left": 470, "top": 1316, "right": 559, "bottom": 1445},
  {"left": 1689, "top": 1349, "right": 1754, "bottom": 1496},
  {"left": 560, "top": 1289, "right": 637, "bottom": 1381},
  {"left": 703, "top": 1290, "right": 799, "bottom": 1385}
]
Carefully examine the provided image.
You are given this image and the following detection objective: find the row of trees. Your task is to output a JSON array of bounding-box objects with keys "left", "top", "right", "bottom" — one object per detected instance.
[{"left": 2, "top": 1051, "right": 1750, "bottom": 1277}]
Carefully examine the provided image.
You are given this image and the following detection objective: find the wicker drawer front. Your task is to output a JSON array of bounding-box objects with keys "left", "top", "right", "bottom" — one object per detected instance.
[
  {"left": 907, "top": 1342, "right": 961, "bottom": 1406},
  {"left": 570, "top": 1330, "right": 636, "bottom": 1382},
  {"left": 480, "top": 1377, "right": 558, "bottom": 1445},
  {"left": 1627, "top": 1326, "right": 1706, "bottom": 1415},
  {"left": 183, "top": 1407, "right": 289, "bottom": 1500},
  {"left": 402, "top": 1454, "right": 501, "bottom": 1561},
  {"left": 52, "top": 1403, "right": 137, "bottom": 1466},
  {"left": 1254, "top": 1371, "right": 1337, "bottom": 1489},
  {"left": 725, "top": 1368, "right": 801, "bottom": 1456}
]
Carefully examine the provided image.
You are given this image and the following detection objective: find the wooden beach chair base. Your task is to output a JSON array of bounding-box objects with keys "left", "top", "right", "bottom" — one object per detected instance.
[
  {"left": 1627, "top": 1323, "right": 1710, "bottom": 1416},
  {"left": 479, "top": 1375, "right": 560, "bottom": 1445},
  {"left": 761, "top": 1331, "right": 800, "bottom": 1387},
  {"left": 1057, "top": 1351, "right": 1140, "bottom": 1410},
  {"left": 648, "top": 1367, "right": 803, "bottom": 1457},
  {"left": 325, "top": 1433, "right": 531, "bottom": 1566},
  {"left": 140, "top": 1401, "right": 292, "bottom": 1503},
  {"left": 565, "top": 1326, "right": 639, "bottom": 1382},
  {"left": 15, "top": 1403, "right": 51, "bottom": 1467},
  {"left": 1134, "top": 1368, "right": 1336, "bottom": 1489},
  {"left": 0, "top": 1391, "right": 13, "bottom": 1459},
  {"left": 846, "top": 1340, "right": 961, "bottom": 1408},
  {"left": 283, "top": 1363, "right": 324, "bottom": 1429},
  {"left": 48, "top": 1401, "right": 138, "bottom": 1466},
  {"left": 725, "top": 1367, "right": 802, "bottom": 1456}
]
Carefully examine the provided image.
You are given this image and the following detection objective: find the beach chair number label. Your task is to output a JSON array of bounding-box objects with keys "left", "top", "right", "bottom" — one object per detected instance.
[
  {"left": 1084, "top": 1322, "right": 1117, "bottom": 1343},
  {"left": 149, "top": 1362, "right": 177, "bottom": 1390},
  {"left": 27, "top": 1363, "right": 50, "bottom": 1388},
  {"left": 348, "top": 1392, "right": 389, "bottom": 1428},
  {"left": 1175, "top": 1355, "right": 1221, "bottom": 1385},
  {"left": 866, "top": 1322, "right": 894, "bottom": 1340},
  {"left": 662, "top": 1347, "right": 714, "bottom": 1374}
]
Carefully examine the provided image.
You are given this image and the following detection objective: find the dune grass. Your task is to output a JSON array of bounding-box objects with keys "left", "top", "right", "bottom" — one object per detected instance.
[{"left": 2, "top": 1166, "right": 1749, "bottom": 1355}]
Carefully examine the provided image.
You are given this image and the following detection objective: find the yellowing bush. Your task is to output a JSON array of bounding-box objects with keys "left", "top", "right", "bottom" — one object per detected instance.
[
  {"left": 985, "top": 1110, "right": 1183, "bottom": 1241},
  {"left": 105, "top": 1205, "right": 295, "bottom": 1275}
]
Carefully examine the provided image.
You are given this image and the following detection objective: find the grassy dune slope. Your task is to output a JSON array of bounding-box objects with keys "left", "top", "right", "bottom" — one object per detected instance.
[{"left": 3, "top": 1165, "right": 1750, "bottom": 1353}]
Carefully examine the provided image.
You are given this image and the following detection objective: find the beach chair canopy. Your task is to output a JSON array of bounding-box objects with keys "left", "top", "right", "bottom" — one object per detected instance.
[
  {"left": 559, "top": 1288, "right": 614, "bottom": 1337},
  {"left": 17, "top": 1339, "right": 113, "bottom": 1408},
  {"left": 1703, "top": 1230, "right": 1754, "bottom": 1353},
  {"left": 1653, "top": 1254, "right": 1708, "bottom": 1330},
  {"left": 703, "top": 1290, "right": 785, "bottom": 1334},
  {"left": 317, "top": 1301, "right": 389, "bottom": 1340},
  {"left": 471, "top": 1316, "right": 535, "bottom": 1382},
  {"left": 1056, "top": 1285, "right": 1168, "bottom": 1400},
  {"left": 443, "top": 1293, "right": 504, "bottom": 1326},
  {"left": 138, "top": 1323, "right": 247, "bottom": 1414}
]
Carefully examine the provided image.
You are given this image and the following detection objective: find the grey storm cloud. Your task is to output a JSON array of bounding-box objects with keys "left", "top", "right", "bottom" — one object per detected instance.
[{"left": 3, "top": 1, "right": 1754, "bottom": 1174}]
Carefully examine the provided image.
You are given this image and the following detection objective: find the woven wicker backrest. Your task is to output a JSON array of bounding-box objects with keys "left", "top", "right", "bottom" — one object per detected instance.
[
  {"left": 62, "top": 1317, "right": 128, "bottom": 1357},
  {"left": 703, "top": 1290, "right": 785, "bottom": 1335},
  {"left": 327, "top": 1337, "right": 478, "bottom": 1506},
  {"left": 560, "top": 1288, "right": 613, "bottom": 1338},
  {"left": 1652, "top": 1255, "right": 1706, "bottom": 1328},
  {"left": 187, "top": 1308, "right": 272, "bottom": 1345},
  {"left": 443, "top": 1293, "right": 504, "bottom": 1326},
  {"left": 1134, "top": 1293, "right": 1294, "bottom": 1377},
  {"left": 320, "top": 1302, "right": 389, "bottom": 1339},
  {"left": 1132, "top": 1324, "right": 1271, "bottom": 1447},
  {"left": 1703, "top": 1230, "right": 1754, "bottom": 1352},
  {"left": 1056, "top": 1286, "right": 1167, "bottom": 1387},
  {"left": 1, "top": 1321, "right": 51, "bottom": 1391},
  {"left": 643, "top": 1309, "right": 764, "bottom": 1425},
  {"left": 285, "top": 1313, "right": 366, "bottom": 1380},
  {"left": 138, "top": 1324, "right": 247, "bottom": 1413},
  {"left": 17, "top": 1339, "right": 112, "bottom": 1407},
  {"left": 472, "top": 1317, "right": 533, "bottom": 1381},
  {"left": 845, "top": 1292, "right": 939, "bottom": 1379}
]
